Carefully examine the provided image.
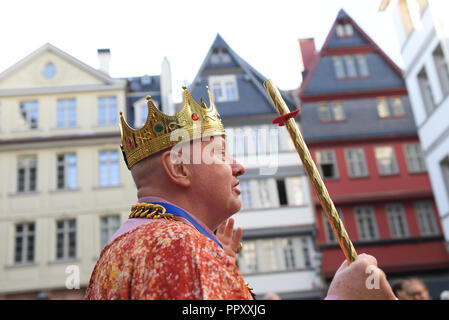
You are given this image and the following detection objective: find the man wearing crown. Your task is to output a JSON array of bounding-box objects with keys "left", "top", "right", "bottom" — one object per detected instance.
[{"left": 85, "top": 87, "right": 396, "bottom": 300}]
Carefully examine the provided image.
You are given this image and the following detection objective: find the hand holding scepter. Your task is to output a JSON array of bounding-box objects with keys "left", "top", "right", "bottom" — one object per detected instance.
[{"left": 264, "top": 80, "right": 357, "bottom": 264}]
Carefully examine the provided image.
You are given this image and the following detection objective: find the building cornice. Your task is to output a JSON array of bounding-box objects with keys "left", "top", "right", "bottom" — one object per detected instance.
[
  {"left": 300, "top": 88, "right": 408, "bottom": 103},
  {"left": 0, "top": 83, "right": 126, "bottom": 97}
]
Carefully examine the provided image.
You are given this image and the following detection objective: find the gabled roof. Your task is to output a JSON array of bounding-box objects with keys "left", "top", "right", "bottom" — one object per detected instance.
[
  {"left": 300, "top": 9, "right": 405, "bottom": 101},
  {"left": 0, "top": 43, "right": 124, "bottom": 85},
  {"left": 190, "top": 34, "right": 296, "bottom": 118}
]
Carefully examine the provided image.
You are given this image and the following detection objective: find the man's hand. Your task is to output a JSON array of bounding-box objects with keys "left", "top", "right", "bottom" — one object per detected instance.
[
  {"left": 216, "top": 218, "right": 242, "bottom": 264},
  {"left": 327, "top": 253, "right": 397, "bottom": 300}
]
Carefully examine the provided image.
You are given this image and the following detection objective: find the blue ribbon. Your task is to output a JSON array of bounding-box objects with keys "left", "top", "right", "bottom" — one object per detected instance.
[{"left": 148, "top": 202, "right": 223, "bottom": 249}]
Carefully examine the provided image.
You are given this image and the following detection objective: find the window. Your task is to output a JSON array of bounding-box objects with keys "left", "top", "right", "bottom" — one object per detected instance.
[
  {"left": 316, "top": 150, "right": 339, "bottom": 179},
  {"left": 345, "top": 148, "right": 369, "bottom": 178},
  {"left": 276, "top": 179, "right": 288, "bottom": 206},
  {"left": 285, "top": 177, "right": 305, "bottom": 206},
  {"left": 441, "top": 156, "right": 449, "bottom": 198},
  {"left": 375, "top": 146, "right": 399, "bottom": 175},
  {"left": 356, "top": 55, "right": 370, "bottom": 77},
  {"left": 210, "top": 48, "right": 232, "bottom": 65},
  {"left": 404, "top": 144, "right": 426, "bottom": 173},
  {"left": 333, "top": 55, "right": 369, "bottom": 79},
  {"left": 57, "top": 99, "right": 76, "bottom": 128},
  {"left": 415, "top": 202, "right": 439, "bottom": 236},
  {"left": 239, "top": 181, "right": 252, "bottom": 210},
  {"left": 208, "top": 75, "right": 239, "bottom": 102},
  {"left": 433, "top": 45, "right": 449, "bottom": 97},
  {"left": 14, "top": 223, "right": 35, "bottom": 264},
  {"left": 57, "top": 153, "right": 77, "bottom": 190},
  {"left": 323, "top": 208, "right": 344, "bottom": 244},
  {"left": 343, "top": 55, "right": 357, "bottom": 78},
  {"left": 318, "top": 101, "right": 345, "bottom": 122},
  {"left": 237, "top": 236, "right": 312, "bottom": 274},
  {"left": 336, "top": 23, "right": 354, "bottom": 38},
  {"left": 377, "top": 97, "right": 406, "bottom": 118},
  {"left": 17, "top": 156, "right": 37, "bottom": 193},
  {"left": 99, "top": 151, "right": 120, "bottom": 187},
  {"left": 98, "top": 97, "right": 118, "bottom": 125},
  {"left": 56, "top": 219, "right": 77, "bottom": 260},
  {"left": 418, "top": 67, "right": 436, "bottom": 114},
  {"left": 43, "top": 63, "right": 56, "bottom": 79},
  {"left": 355, "top": 206, "right": 379, "bottom": 241},
  {"left": 332, "top": 56, "right": 346, "bottom": 79},
  {"left": 239, "top": 241, "right": 258, "bottom": 273},
  {"left": 387, "top": 204, "right": 409, "bottom": 238},
  {"left": 19, "top": 101, "right": 39, "bottom": 129},
  {"left": 100, "top": 216, "right": 121, "bottom": 248},
  {"left": 257, "top": 179, "right": 272, "bottom": 208}
]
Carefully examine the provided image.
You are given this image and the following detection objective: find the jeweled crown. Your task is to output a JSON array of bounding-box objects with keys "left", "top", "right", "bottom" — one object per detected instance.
[{"left": 120, "top": 86, "right": 225, "bottom": 169}]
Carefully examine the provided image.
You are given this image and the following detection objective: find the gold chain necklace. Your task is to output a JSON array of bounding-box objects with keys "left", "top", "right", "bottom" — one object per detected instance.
[{"left": 129, "top": 203, "right": 176, "bottom": 220}]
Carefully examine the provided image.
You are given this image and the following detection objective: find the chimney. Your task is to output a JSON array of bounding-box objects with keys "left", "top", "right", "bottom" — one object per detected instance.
[
  {"left": 298, "top": 38, "right": 316, "bottom": 72},
  {"left": 160, "top": 57, "right": 174, "bottom": 115},
  {"left": 97, "top": 48, "right": 111, "bottom": 74}
]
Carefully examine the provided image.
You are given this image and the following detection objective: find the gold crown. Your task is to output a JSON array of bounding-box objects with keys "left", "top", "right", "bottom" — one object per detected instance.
[{"left": 119, "top": 86, "right": 225, "bottom": 169}]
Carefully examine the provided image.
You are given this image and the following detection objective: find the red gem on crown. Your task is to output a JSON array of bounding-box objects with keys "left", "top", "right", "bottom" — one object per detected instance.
[{"left": 192, "top": 113, "right": 199, "bottom": 121}]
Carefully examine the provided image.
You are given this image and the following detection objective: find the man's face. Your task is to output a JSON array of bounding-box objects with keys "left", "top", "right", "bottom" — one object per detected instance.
[
  {"left": 407, "top": 282, "right": 430, "bottom": 300},
  {"left": 187, "top": 136, "right": 245, "bottom": 227}
]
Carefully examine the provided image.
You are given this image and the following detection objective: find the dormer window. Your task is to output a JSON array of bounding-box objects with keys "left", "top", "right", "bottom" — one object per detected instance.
[
  {"left": 210, "top": 48, "right": 232, "bottom": 65},
  {"left": 208, "top": 75, "right": 239, "bottom": 102},
  {"left": 336, "top": 23, "right": 354, "bottom": 38}
]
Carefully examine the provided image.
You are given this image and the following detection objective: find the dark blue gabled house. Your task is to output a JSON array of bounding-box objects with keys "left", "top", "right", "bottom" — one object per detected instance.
[{"left": 188, "top": 34, "right": 324, "bottom": 299}]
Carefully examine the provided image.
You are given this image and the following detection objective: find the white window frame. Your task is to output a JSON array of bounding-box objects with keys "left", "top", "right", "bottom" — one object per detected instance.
[
  {"left": 99, "top": 150, "right": 120, "bottom": 187},
  {"left": 355, "top": 206, "right": 379, "bottom": 241},
  {"left": 208, "top": 75, "right": 239, "bottom": 102},
  {"left": 375, "top": 146, "right": 399, "bottom": 176},
  {"left": 17, "top": 156, "right": 37, "bottom": 193},
  {"left": 404, "top": 144, "right": 426, "bottom": 173},
  {"left": 57, "top": 153, "right": 77, "bottom": 190},
  {"left": 19, "top": 101, "right": 39, "bottom": 129},
  {"left": 56, "top": 99, "right": 77, "bottom": 128},
  {"left": 356, "top": 55, "right": 370, "bottom": 77},
  {"left": 56, "top": 219, "right": 77, "bottom": 261},
  {"left": 14, "top": 222, "right": 35, "bottom": 264},
  {"left": 345, "top": 148, "right": 369, "bottom": 178},
  {"left": 415, "top": 202, "right": 439, "bottom": 236},
  {"left": 100, "top": 216, "right": 121, "bottom": 248},
  {"left": 386, "top": 204, "right": 409, "bottom": 238},
  {"left": 316, "top": 150, "right": 339, "bottom": 179},
  {"left": 432, "top": 44, "right": 449, "bottom": 97},
  {"left": 97, "top": 97, "right": 118, "bottom": 126},
  {"left": 418, "top": 67, "right": 436, "bottom": 115},
  {"left": 237, "top": 236, "right": 312, "bottom": 275}
]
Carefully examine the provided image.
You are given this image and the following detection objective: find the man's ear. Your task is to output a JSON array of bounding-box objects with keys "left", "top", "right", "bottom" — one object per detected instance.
[{"left": 160, "top": 150, "right": 191, "bottom": 187}]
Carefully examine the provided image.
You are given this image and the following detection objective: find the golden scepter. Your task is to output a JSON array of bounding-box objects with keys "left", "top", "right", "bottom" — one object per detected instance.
[{"left": 263, "top": 79, "right": 358, "bottom": 264}]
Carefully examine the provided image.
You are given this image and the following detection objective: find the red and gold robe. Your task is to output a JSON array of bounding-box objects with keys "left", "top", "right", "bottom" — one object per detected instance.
[{"left": 85, "top": 218, "right": 253, "bottom": 300}]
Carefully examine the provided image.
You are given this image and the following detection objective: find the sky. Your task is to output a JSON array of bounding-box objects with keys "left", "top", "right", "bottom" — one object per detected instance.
[{"left": 0, "top": 0, "right": 402, "bottom": 103}]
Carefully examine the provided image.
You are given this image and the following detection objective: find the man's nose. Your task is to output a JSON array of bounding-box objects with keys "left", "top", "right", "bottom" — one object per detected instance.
[{"left": 230, "top": 157, "right": 245, "bottom": 177}]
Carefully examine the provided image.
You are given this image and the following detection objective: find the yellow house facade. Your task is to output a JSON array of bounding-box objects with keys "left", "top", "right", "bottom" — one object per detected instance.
[{"left": 0, "top": 44, "right": 137, "bottom": 299}]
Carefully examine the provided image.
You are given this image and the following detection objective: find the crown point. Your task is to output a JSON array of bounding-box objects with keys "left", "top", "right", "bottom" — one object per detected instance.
[
  {"left": 205, "top": 85, "right": 209, "bottom": 90},
  {"left": 119, "top": 111, "right": 123, "bottom": 116},
  {"left": 146, "top": 95, "right": 152, "bottom": 101},
  {"left": 182, "top": 85, "right": 187, "bottom": 90}
]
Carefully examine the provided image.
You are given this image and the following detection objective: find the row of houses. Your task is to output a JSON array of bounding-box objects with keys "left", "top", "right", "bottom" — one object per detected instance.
[{"left": 0, "top": 2, "right": 448, "bottom": 299}]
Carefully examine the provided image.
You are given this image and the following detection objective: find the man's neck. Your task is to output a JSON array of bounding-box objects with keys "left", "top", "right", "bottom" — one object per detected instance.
[{"left": 137, "top": 194, "right": 218, "bottom": 233}]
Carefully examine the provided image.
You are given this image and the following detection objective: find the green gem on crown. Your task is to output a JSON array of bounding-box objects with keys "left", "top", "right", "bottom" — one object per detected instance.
[{"left": 154, "top": 123, "right": 163, "bottom": 133}]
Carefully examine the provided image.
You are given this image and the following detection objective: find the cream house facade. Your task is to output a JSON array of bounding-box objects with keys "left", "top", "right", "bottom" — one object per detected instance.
[{"left": 0, "top": 43, "right": 137, "bottom": 299}]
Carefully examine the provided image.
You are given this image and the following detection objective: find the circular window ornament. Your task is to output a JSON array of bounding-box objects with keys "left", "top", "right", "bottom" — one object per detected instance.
[{"left": 43, "top": 63, "right": 56, "bottom": 79}]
